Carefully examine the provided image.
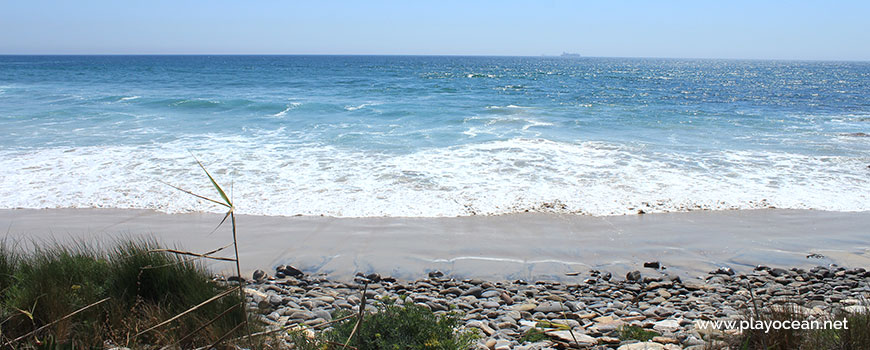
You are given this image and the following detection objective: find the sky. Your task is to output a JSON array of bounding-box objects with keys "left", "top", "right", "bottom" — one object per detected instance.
[{"left": 1, "top": 1, "right": 869, "bottom": 60}]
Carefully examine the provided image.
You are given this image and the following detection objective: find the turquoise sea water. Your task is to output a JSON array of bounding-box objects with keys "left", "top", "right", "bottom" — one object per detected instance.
[{"left": 0, "top": 55, "right": 868, "bottom": 216}]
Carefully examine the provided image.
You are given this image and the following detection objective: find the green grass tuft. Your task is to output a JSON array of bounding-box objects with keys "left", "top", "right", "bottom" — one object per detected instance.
[
  {"left": 328, "top": 301, "right": 479, "bottom": 350},
  {"left": 291, "top": 300, "right": 478, "bottom": 350},
  {"left": 520, "top": 327, "right": 549, "bottom": 343},
  {"left": 618, "top": 325, "right": 659, "bottom": 342},
  {"left": 0, "top": 238, "right": 252, "bottom": 349},
  {"left": 0, "top": 238, "right": 19, "bottom": 302}
]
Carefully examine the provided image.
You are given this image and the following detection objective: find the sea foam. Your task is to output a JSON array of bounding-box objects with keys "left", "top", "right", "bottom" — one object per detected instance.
[
  {"left": 271, "top": 102, "right": 302, "bottom": 117},
  {"left": 0, "top": 137, "right": 866, "bottom": 217}
]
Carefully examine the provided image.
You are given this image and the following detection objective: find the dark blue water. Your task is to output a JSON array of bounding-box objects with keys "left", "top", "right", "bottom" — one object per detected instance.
[{"left": 1, "top": 55, "right": 868, "bottom": 216}]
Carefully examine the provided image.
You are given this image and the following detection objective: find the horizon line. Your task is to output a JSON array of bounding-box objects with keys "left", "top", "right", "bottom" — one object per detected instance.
[{"left": 0, "top": 53, "right": 868, "bottom": 63}]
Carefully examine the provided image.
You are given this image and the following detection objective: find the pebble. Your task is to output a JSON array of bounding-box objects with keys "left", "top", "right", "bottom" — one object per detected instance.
[
  {"left": 313, "top": 310, "right": 332, "bottom": 321},
  {"left": 546, "top": 330, "right": 597, "bottom": 345},
  {"left": 533, "top": 302, "right": 568, "bottom": 313},
  {"left": 481, "top": 301, "right": 500, "bottom": 309},
  {"left": 643, "top": 261, "right": 661, "bottom": 269},
  {"left": 500, "top": 291, "right": 514, "bottom": 305},
  {"left": 653, "top": 319, "right": 680, "bottom": 333},
  {"left": 289, "top": 310, "right": 315, "bottom": 320},
  {"left": 618, "top": 342, "right": 665, "bottom": 350},
  {"left": 513, "top": 303, "right": 537, "bottom": 312},
  {"left": 464, "top": 286, "right": 484, "bottom": 297},
  {"left": 237, "top": 263, "right": 869, "bottom": 350}
]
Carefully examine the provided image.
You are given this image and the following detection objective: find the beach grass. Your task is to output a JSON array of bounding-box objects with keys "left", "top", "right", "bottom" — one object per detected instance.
[
  {"left": 728, "top": 300, "right": 870, "bottom": 350},
  {"left": 288, "top": 299, "right": 479, "bottom": 350},
  {"left": 618, "top": 324, "right": 658, "bottom": 342},
  {"left": 0, "top": 238, "right": 252, "bottom": 349}
]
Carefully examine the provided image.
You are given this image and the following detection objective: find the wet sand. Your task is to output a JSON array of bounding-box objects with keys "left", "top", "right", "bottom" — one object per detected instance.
[{"left": 1, "top": 208, "right": 868, "bottom": 281}]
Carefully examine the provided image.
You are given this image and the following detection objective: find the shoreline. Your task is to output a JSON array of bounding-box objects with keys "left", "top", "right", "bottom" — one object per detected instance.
[{"left": 2, "top": 208, "right": 868, "bottom": 282}]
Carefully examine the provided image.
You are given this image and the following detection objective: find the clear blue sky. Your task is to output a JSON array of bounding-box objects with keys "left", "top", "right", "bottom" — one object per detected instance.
[{"left": 2, "top": 1, "right": 868, "bottom": 60}]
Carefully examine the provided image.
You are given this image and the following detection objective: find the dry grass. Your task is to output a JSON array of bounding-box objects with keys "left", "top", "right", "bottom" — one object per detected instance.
[{"left": 727, "top": 294, "right": 870, "bottom": 350}]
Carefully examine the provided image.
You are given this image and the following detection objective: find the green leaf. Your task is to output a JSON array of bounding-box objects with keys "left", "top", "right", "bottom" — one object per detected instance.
[{"left": 190, "top": 152, "right": 232, "bottom": 208}]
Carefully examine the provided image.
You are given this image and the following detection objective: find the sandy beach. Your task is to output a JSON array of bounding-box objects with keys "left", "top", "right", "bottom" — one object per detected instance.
[{"left": 2, "top": 208, "right": 868, "bottom": 281}]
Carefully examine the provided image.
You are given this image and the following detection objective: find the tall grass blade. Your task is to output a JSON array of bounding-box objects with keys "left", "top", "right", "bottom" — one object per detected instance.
[
  {"left": 344, "top": 282, "right": 368, "bottom": 349},
  {"left": 141, "top": 243, "right": 234, "bottom": 270},
  {"left": 324, "top": 340, "right": 360, "bottom": 350},
  {"left": 229, "top": 212, "right": 249, "bottom": 339},
  {"left": 206, "top": 211, "right": 233, "bottom": 237},
  {"left": 12, "top": 308, "right": 33, "bottom": 322},
  {"left": 134, "top": 286, "right": 239, "bottom": 338},
  {"left": 190, "top": 154, "right": 232, "bottom": 207},
  {"left": 173, "top": 304, "right": 239, "bottom": 347},
  {"left": 189, "top": 321, "right": 245, "bottom": 350},
  {"left": 157, "top": 180, "right": 229, "bottom": 208},
  {"left": 159, "top": 154, "right": 247, "bottom": 346},
  {"left": 205, "top": 322, "right": 245, "bottom": 350},
  {"left": 147, "top": 248, "right": 237, "bottom": 262},
  {"left": 4, "top": 297, "right": 110, "bottom": 347},
  {"left": 223, "top": 314, "right": 357, "bottom": 345},
  {"left": 557, "top": 298, "right": 582, "bottom": 348}
]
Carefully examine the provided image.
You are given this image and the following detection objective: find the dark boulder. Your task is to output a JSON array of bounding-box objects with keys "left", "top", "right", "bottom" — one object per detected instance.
[
  {"left": 643, "top": 261, "right": 661, "bottom": 269},
  {"left": 252, "top": 269, "right": 266, "bottom": 281}
]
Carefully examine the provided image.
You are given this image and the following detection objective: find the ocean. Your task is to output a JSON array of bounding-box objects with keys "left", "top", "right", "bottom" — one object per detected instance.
[{"left": 0, "top": 55, "right": 868, "bottom": 217}]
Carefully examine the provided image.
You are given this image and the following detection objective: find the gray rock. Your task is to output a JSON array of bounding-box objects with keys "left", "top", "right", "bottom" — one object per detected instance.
[
  {"left": 500, "top": 292, "right": 514, "bottom": 305},
  {"left": 279, "top": 265, "right": 304, "bottom": 277},
  {"left": 464, "top": 286, "right": 484, "bottom": 297},
  {"left": 289, "top": 310, "right": 316, "bottom": 320},
  {"left": 711, "top": 267, "right": 735, "bottom": 276},
  {"left": 644, "top": 261, "right": 661, "bottom": 269},
  {"left": 493, "top": 339, "right": 511, "bottom": 350},
  {"left": 769, "top": 267, "right": 789, "bottom": 277},
  {"left": 482, "top": 301, "right": 500, "bottom": 309},
  {"left": 546, "top": 330, "right": 597, "bottom": 345},
  {"left": 467, "top": 320, "right": 496, "bottom": 336},
  {"left": 304, "top": 318, "right": 326, "bottom": 326},
  {"left": 314, "top": 309, "right": 332, "bottom": 321},
  {"left": 427, "top": 301, "right": 448, "bottom": 312},
  {"left": 481, "top": 290, "right": 501, "bottom": 298},
  {"left": 617, "top": 342, "right": 665, "bottom": 350},
  {"left": 442, "top": 287, "right": 463, "bottom": 295},
  {"left": 655, "top": 307, "right": 675, "bottom": 317},
  {"left": 534, "top": 302, "right": 569, "bottom": 313},
  {"left": 653, "top": 319, "right": 680, "bottom": 333}
]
